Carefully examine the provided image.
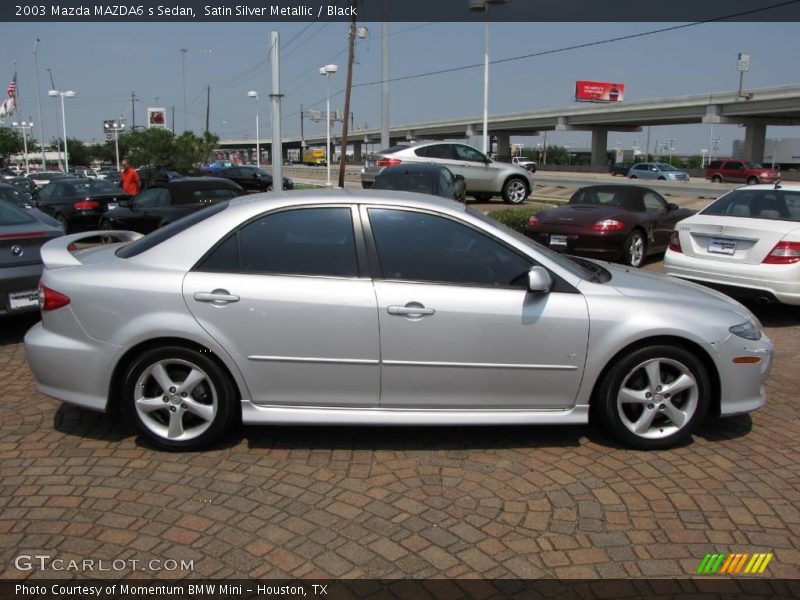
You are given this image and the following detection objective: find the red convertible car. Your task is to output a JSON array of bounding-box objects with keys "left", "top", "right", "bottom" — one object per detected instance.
[{"left": 524, "top": 185, "right": 695, "bottom": 267}]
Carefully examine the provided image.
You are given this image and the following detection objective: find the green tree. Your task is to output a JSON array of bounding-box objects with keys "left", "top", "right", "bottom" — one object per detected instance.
[
  {"left": 64, "top": 138, "right": 93, "bottom": 167},
  {"left": 546, "top": 145, "right": 570, "bottom": 165},
  {"left": 0, "top": 127, "right": 24, "bottom": 165},
  {"left": 686, "top": 155, "right": 703, "bottom": 169}
]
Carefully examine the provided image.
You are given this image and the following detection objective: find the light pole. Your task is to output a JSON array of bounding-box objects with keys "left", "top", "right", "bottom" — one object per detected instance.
[
  {"left": 468, "top": 0, "right": 507, "bottom": 156},
  {"left": 666, "top": 138, "right": 676, "bottom": 164},
  {"left": 46, "top": 67, "right": 62, "bottom": 170},
  {"left": 247, "top": 91, "right": 260, "bottom": 168},
  {"left": 104, "top": 120, "right": 125, "bottom": 171},
  {"left": 769, "top": 138, "right": 781, "bottom": 169},
  {"left": 180, "top": 48, "right": 188, "bottom": 132},
  {"left": 33, "top": 39, "right": 46, "bottom": 171},
  {"left": 701, "top": 149, "right": 708, "bottom": 167},
  {"left": 319, "top": 64, "right": 338, "bottom": 187},
  {"left": 632, "top": 138, "right": 639, "bottom": 162},
  {"left": 48, "top": 89, "right": 76, "bottom": 173},
  {"left": 12, "top": 121, "right": 33, "bottom": 172}
]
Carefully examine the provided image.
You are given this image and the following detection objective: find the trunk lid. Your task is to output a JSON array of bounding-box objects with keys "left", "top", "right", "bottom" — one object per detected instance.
[{"left": 535, "top": 205, "right": 625, "bottom": 228}]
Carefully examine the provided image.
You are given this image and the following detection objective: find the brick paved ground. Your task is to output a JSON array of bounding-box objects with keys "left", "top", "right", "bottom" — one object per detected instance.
[{"left": 1, "top": 274, "right": 799, "bottom": 580}]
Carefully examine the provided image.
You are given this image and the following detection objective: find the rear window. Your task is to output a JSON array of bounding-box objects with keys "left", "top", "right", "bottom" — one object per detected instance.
[
  {"left": 570, "top": 188, "right": 635, "bottom": 208},
  {"left": 70, "top": 179, "right": 124, "bottom": 195},
  {"left": 116, "top": 201, "right": 229, "bottom": 258},
  {"left": 0, "top": 187, "right": 28, "bottom": 206},
  {"left": 0, "top": 199, "right": 36, "bottom": 225},
  {"left": 374, "top": 172, "right": 435, "bottom": 194},
  {"left": 707, "top": 161, "right": 722, "bottom": 169},
  {"left": 190, "top": 188, "right": 240, "bottom": 203},
  {"left": 378, "top": 145, "right": 410, "bottom": 155},
  {"left": 701, "top": 189, "right": 800, "bottom": 222}
]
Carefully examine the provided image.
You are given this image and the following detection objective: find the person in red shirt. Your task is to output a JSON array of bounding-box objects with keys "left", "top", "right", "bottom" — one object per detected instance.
[{"left": 120, "top": 158, "right": 141, "bottom": 197}]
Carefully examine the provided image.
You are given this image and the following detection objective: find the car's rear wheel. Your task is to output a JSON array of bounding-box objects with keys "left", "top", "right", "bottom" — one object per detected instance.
[
  {"left": 658, "top": 176, "right": 666, "bottom": 181},
  {"left": 711, "top": 175, "right": 723, "bottom": 183},
  {"left": 502, "top": 177, "right": 529, "bottom": 204},
  {"left": 122, "top": 346, "right": 238, "bottom": 451},
  {"left": 594, "top": 345, "right": 710, "bottom": 449},
  {"left": 629, "top": 175, "right": 637, "bottom": 179},
  {"left": 746, "top": 176, "right": 759, "bottom": 185},
  {"left": 623, "top": 229, "right": 646, "bottom": 267}
]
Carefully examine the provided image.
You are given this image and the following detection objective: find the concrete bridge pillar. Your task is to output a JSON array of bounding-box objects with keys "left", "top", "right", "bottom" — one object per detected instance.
[
  {"left": 494, "top": 133, "right": 510, "bottom": 160},
  {"left": 744, "top": 123, "right": 767, "bottom": 164},
  {"left": 590, "top": 129, "right": 609, "bottom": 167},
  {"left": 353, "top": 141, "right": 362, "bottom": 162}
]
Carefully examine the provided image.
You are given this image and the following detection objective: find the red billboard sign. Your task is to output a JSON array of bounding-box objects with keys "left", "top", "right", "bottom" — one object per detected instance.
[{"left": 575, "top": 81, "right": 625, "bottom": 103}]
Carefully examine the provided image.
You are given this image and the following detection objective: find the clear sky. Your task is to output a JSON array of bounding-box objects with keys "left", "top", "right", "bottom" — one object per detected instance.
[{"left": 2, "top": 20, "right": 799, "bottom": 156}]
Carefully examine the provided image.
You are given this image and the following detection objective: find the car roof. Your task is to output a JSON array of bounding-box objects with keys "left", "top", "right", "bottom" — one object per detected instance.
[
  {"left": 230, "top": 187, "right": 466, "bottom": 212},
  {"left": 158, "top": 176, "right": 241, "bottom": 189},
  {"left": 731, "top": 183, "right": 800, "bottom": 191}
]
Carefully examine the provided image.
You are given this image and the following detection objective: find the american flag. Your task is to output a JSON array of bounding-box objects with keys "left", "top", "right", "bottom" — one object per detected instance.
[{"left": 0, "top": 73, "right": 17, "bottom": 118}]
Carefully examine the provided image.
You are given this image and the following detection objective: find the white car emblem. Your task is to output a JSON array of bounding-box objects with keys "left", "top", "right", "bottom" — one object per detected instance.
[{"left": 11, "top": 244, "right": 23, "bottom": 257}]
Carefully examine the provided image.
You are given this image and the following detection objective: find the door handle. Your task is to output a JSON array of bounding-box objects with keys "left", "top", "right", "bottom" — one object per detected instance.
[
  {"left": 194, "top": 290, "right": 240, "bottom": 304},
  {"left": 387, "top": 303, "right": 435, "bottom": 317}
]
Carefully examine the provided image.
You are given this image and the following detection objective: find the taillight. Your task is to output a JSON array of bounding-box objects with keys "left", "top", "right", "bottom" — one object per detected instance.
[
  {"left": 591, "top": 219, "right": 625, "bottom": 232},
  {"left": 38, "top": 281, "right": 71, "bottom": 311},
  {"left": 377, "top": 158, "right": 402, "bottom": 168},
  {"left": 0, "top": 231, "right": 47, "bottom": 239},
  {"left": 668, "top": 231, "right": 683, "bottom": 253},
  {"left": 74, "top": 200, "right": 99, "bottom": 210},
  {"left": 763, "top": 241, "right": 800, "bottom": 264},
  {"left": 527, "top": 216, "right": 539, "bottom": 228}
]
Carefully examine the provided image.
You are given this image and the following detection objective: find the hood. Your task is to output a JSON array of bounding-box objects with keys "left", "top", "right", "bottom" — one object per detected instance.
[
  {"left": 601, "top": 261, "right": 751, "bottom": 319},
  {"left": 535, "top": 204, "right": 625, "bottom": 226}
]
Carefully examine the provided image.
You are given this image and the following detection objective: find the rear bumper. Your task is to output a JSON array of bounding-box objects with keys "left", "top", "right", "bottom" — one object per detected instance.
[
  {"left": 525, "top": 229, "right": 628, "bottom": 260},
  {"left": 663, "top": 249, "right": 800, "bottom": 305},
  {"left": 0, "top": 263, "right": 42, "bottom": 316},
  {"left": 68, "top": 211, "right": 104, "bottom": 232}
]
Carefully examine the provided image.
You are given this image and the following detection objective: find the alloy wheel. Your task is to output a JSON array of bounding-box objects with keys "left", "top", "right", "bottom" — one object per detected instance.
[
  {"left": 616, "top": 358, "right": 699, "bottom": 440},
  {"left": 504, "top": 179, "right": 528, "bottom": 204},
  {"left": 133, "top": 359, "right": 218, "bottom": 442},
  {"left": 626, "top": 232, "right": 645, "bottom": 267}
]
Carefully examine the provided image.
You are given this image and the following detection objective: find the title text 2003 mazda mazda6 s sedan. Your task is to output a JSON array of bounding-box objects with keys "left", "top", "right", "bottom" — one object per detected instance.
[{"left": 25, "top": 190, "right": 773, "bottom": 451}]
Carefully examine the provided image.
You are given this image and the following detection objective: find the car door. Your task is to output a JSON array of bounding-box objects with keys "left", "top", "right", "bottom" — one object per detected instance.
[
  {"left": 182, "top": 205, "right": 380, "bottom": 408},
  {"left": 127, "top": 187, "right": 170, "bottom": 233},
  {"left": 641, "top": 190, "right": 674, "bottom": 249},
  {"left": 722, "top": 161, "right": 745, "bottom": 182},
  {"left": 630, "top": 164, "right": 651, "bottom": 179},
  {"left": 363, "top": 206, "right": 589, "bottom": 409},
  {"left": 451, "top": 144, "right": 495, "bottom": 191}
]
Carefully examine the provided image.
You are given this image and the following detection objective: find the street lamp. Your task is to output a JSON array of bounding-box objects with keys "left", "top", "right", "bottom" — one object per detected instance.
[
  {"left": 103, "top": 120, "right": 126, "bottom": 171},
  {"left": 48, "top": 89, "right": 76, "bottom": 172},
  {"left": 666, "top": 138, "right": 676, "bottom": 164},
  {"left": 247, "top": 91, "right": 260, "bottom": 169},
  {"left": 468, "top": 0, "right": 507, "bottom": 156},
  {"left": 319, "top": 64, "right": 338, "bottom": 187},
  {"left": 769, "top": 138, "right": 781, "bottom": 169},
  {"left": 12, "top": 121, "right": 33, "bottom": 172}
]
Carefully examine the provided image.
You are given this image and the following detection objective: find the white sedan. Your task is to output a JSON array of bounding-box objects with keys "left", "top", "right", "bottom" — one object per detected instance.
[{"left": 664, "top": 183, "right": 800, "bottom": 304}]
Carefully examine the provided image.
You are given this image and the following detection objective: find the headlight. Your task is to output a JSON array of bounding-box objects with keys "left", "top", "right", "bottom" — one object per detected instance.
[{"left": 729, "top": 317, "right": 762, "bottom": 340}]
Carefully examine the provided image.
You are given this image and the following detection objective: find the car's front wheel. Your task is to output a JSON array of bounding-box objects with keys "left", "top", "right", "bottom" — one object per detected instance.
[
  {"left": 594, "top": 345, "right": 710, "bottom": 449},
  {"left": 623, "top": 229, "right": 646, "bottom": 267},
  {"left": 502, "top": 177, "right": 529, "bottom": 204},
  {"left": 122, "top": 346, "right": 238, "bottom": 451},
  {"left": 747, "top": 176, "right": 759, "bottom": 185},
  {"left": 711, "top": 175, "right": 723, "bottom": 183}
]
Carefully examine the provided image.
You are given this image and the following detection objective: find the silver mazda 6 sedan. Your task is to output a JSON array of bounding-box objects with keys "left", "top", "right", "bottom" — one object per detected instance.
[{"left": 25, "top": 190, "right": 773, "bottom": 451}]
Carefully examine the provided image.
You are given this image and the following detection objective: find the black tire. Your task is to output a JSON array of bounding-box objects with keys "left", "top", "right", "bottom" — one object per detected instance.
[
  {"left": 472, "top": 193, "right": 494, "bottom": 202},
  {"left": 658, "top": 176, "right": 666, "bottom": 181},
  {"left": 56, "top": 214, "right": 68, "bottom": 234},
  {"left": 746, "top": 176, "right": 759, "bottom": 186},
  {"left": 265, "top": 183, "right": 273, "bottom": 192},
  {"left": 711, "top": 175, "right": 723, "bottom": 183},
  {"left": 362, "top": 181, "right": 373, "bottom": 190},
  {"left": 629, "top": 175, "right": 637, "bottom": 179},
  {"left": 623, "top": 229, "right": 647, "bottom": 268},
  {"left": 99, "top": 219, "right": 113, "bottom": 244},
  {"left": 593, "top": 344, "right": 710, "bottom": 450},
  {"left": 122, "top": 346, "right": 238, "bottom": 451},
  {"left": 502, "top": 177, "right": 529, "bottom": 204}
]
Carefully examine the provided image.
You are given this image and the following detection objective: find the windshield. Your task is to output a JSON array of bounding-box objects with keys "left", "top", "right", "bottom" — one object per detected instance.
[
  {"left": 701, "top": 189, "right": 800, "bottom": 222},
  {"left": 0, "top": 199, "right": 36, "bottom": 225},
  {"left": 467, "top": 207, "right": 602, "bottom": 282},
  {"left": 746, "top": 162, "right": 765, "bottom": 169},
  {"left": 71, "top": 179, "right": 126, "bottom": 195}
]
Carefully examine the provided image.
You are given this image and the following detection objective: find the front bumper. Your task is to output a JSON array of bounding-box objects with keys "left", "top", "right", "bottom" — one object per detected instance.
[
  {"left": 712, "top": 331, "right": 773, "bottom": 416},
  {"left": 664, "top": 249, "right": 800, "bottom": 305}
]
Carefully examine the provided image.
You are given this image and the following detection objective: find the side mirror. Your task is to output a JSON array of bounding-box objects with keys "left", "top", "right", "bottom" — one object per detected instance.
[
  {"left": 527, "top": 266, "right": 553, "bottom": 294},
  {"left": 118, "top": 198, "right": 131, "bottom": 208},
  {"left": 667, "top": 203, "right": 679, "bottom": 211}
]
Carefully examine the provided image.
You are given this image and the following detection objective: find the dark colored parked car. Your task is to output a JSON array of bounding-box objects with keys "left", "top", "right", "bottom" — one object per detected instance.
[
  {"left": 524, "top": 185, "right": 694, "bottom": 267},
  {"left": 609, "top": 162, "right": 632, "bottom": 176},
  {"left": 137, "top": 167, "right": 183, "bottom": 190},
  {"left": 100, "top": 177, "right": 244, "bottom": 236},
  {"left": 0, "top": 198, "right": 63, "bottom": 316},
  {"left": 706, "top": 160, "right": 780, "bottom": 185},
  {"left": 209, "top": 165, "right": 294, "bottom": 192},
  {"left": 35, "top": 178, "right": 130, "bottom": 233},
  {"left": 6, "top": 176, "right": 39, "bottom": 202},
  {"left": 372, "top": 163, "right": 467, "bottom": 202},
  {"left": 0, "top": 182, "right": 35, "bottom": 209}
]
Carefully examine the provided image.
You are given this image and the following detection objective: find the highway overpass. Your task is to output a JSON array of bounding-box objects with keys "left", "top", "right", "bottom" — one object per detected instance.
[{"left": 218, "top": 83, "right": 800, "bottom": 167}]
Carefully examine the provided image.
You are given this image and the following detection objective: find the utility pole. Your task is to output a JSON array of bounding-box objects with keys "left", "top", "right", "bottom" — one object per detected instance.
[
  {"left": 180, "top": 48, "right": 188, "bottom": 132},
  {"left": 300, "top": 104, "right": 305, "bottom": 154},
  {"left": 131, "top": 91, "right": 137, "bottom": 130},
  {"left": 46, "top": 67, "right": 61, "bottom": 170},
  {"left": 205, "top": 85, "right": 210, "bottom": 134},
  {"left": 171, "top": 106, "right": 175, "bottom": 133},
  {"left": 381, "top": 0, "right": 389, "bottom": 149},
  {"left": 338, "top": 0, "right": 357, "bottom": 188},
  {"left": 269, "top": 31, "right": 283, "bottom": 187}
]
